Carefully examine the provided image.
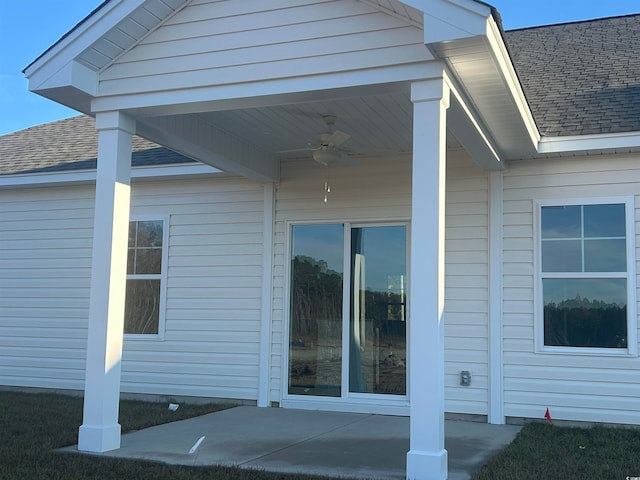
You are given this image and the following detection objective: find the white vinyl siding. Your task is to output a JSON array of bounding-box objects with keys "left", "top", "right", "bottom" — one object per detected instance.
[
  {"left": 444, "top": 151, "right": 490, "bottom": 415},
  {"left": 503, "top": 153, "right": 640, "bottom": 424},
  {"left": 0, "top": 185, "right": 95, "bottom": 390},
  {"left": 123, "top": 177, "right": 264, "bottom": 399},
  {"left": 99, "top": 0, "right": 430, "bottom": 96},
  {"left": 1, "top": 151, "right": 490, "bottom": 414},
  {"left": 271, "top": 150, "right": 490, "bottom": 415},
  {"left": 0, "top": 176, "right": 265, "bottom": 401}
]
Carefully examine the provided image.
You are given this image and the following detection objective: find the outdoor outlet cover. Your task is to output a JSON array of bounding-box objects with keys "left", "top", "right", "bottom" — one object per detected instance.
[{"left": 460, "top": 370, "right": 471, "bottom": 386}]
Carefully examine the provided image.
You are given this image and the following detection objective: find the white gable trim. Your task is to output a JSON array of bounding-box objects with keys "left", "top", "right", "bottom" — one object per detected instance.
[
  {"left": 25, "top": 0, "right": 143, "bottom": 85},
  {"left": 484, "top": 16, "right": 540, "bottom": 151},
  {"left": 422, "top": 0, "right": 491, "bottom": 44},
  {"left": 359, "top": 0, "right": 423, "bottom": 28}
]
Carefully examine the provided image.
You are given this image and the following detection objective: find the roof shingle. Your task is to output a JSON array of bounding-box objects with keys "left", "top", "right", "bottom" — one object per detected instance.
[
  {"left": 506, "top": 14, "right": 640, "bottom": 137},
  {"left": 0, "top": 115, "right": 194, "bottom": 175}
]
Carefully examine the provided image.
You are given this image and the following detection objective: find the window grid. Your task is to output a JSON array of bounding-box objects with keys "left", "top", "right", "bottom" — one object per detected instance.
[
  {"left": 125, "top": 219, "right": 166, "bottom": 337},
  {"left": 537, "top": 200, "right": 635, "bottom": 353}
]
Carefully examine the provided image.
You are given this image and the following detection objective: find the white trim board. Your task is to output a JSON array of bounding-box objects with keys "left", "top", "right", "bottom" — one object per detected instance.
[
  {"left": 538, "top": 131, "right": 640, "bottom": 154},
  {"left": 0, "top": 163, "right": 224, "bottom": 189}
]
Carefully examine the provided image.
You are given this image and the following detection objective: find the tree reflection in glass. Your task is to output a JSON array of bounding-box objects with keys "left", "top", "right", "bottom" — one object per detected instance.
[{"left": 288, "top": 224, "right": 343, "bottom": 396}]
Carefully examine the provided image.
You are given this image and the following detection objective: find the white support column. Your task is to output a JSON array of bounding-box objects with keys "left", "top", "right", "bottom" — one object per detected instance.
[
  {"left": 258, "top": 183, "right": 275, "bottom": 408},
  {"left": 407, "top": 75, "right": 450, "bottom": 480},
  {"left": 78, "top": 111, "right": 135, "bottom": 453}
]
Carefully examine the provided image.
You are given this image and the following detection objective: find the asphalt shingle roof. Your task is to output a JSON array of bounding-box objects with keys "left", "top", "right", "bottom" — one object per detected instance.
[
  {"left": 0, "top": 115, "right": 194, "bottom": 176},
  {"left": 506, "top": 14, "right": 640, "bottom": 137}
]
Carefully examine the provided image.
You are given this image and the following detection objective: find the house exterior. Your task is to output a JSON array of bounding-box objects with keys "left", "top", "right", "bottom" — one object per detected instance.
[{"left": 1, "top": 1, "right": 640, "bottom": 479}]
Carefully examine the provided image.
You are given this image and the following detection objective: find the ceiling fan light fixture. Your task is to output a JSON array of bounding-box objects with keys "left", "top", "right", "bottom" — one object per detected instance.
[{"left": 312, "top": 149, "right": 341, "bottom": 166}]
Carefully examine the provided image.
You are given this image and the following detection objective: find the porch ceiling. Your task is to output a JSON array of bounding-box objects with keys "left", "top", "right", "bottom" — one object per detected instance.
[
  {"left": 194, "top": 91, "right": 416, "bottom": 161},
  {"left": 137, "top": 87, "right": 467, "bottom": 170}
]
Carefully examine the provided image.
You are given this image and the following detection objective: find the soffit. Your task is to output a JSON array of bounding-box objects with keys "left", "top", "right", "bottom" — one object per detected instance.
[
  {"left": 440, "top": 36, "right": 538, "bottom": 159},
  {"left": 77, "top": 0, "right": 188, "bottom": 71}
]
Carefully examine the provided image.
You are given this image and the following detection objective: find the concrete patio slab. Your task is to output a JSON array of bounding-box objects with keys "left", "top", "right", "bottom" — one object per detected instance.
[{"left": 65, "top": 406, "right": 521, "bottom": 479}]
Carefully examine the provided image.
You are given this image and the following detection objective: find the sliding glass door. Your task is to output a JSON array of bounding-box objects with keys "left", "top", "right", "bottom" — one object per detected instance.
[{"left": 288, "top": 223, "right": 407, "bottom": 402}]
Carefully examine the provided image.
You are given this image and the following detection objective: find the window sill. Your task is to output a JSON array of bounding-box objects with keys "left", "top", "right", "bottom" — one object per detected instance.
[
  {"left": 124, "top": 333, "right": 165, "bottom": 341},
  {"left": 537, "top": 346, "right": 637, "bottom": 357}
]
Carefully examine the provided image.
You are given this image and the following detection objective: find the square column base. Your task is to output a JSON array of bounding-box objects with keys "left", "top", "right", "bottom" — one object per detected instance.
[
  {"left": 406, "top": 449, "right": 448, "bottom": 480},
  {"left": 78, "top": 423, "right": 121, "bottom": 452}
]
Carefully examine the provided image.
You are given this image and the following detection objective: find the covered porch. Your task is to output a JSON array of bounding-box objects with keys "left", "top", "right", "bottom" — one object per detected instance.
[{"left": 24, "top": 1, "right": 538, "bottom": 478}]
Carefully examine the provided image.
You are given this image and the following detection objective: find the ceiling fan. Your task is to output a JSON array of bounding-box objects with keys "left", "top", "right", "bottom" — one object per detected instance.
[
  {"left": 281, "top": 115, "right": 355, "bottom": 166},
  {"left": 279, "top": 114, "right": 355, "bottom": 202}
]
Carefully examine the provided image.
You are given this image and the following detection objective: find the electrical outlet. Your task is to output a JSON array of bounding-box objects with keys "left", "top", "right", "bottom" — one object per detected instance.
[{"left": 460, "top": 370, "right": 471, "bottom": 386}]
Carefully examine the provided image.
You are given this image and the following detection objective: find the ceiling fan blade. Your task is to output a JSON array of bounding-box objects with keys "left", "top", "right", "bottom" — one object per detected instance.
[
  {"left": 338, "top": 151, "right": 356, "bottom": 165},
  {"left": 326, "top": 130, "right": 351, "bottom": 146},
  {"left": 277, "top": 147, "right": 314, "bottom": 154}
]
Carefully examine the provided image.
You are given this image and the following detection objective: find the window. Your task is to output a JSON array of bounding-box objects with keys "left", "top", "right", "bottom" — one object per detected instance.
[
  {"left": 125, "top": 219, "right": 166, "bottom": 335},
  {"left": 538, "top": 199, "right": 635, "bottom": 352}
]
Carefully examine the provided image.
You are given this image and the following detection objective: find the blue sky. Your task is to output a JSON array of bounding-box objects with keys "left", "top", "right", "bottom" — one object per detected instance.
[{"left": 1, "top": 1, "right": 639, "bottom": 135}]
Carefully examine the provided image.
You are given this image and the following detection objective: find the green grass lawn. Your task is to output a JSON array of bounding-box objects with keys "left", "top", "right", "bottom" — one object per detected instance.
[
  {"left": 0, "top": 391, "right": 329, "bottom": 480},
  {"left": 473, "top": 421, "right": 640, "bottom": 480}
]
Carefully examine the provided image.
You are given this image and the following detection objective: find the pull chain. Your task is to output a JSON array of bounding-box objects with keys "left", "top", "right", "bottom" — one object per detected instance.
[{"left": 323, "top": 166, "right": 331, "bottom": 202}]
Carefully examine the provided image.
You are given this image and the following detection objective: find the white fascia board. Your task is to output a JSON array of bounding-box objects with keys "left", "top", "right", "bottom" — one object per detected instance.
[
  {"left": 24, "top": 0, "right": 146, "bottom": 97},
  {"left": 484, "top": 16, "right": 540, "bottom": 149},
  {"left": 0, "top": 163, "right": 223, "bottom": 190},
  {"left": 538, "top": 131, "right": 640, "bottom": 154}
]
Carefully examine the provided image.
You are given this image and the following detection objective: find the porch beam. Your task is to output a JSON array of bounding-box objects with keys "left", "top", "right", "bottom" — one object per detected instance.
[
  {"left": 447, "top": 81, "right": 504, "bottom": 170},
  {"left": 407, "top": 73, "right": 450, "bottom": 480},
  {"left": 89, "top": 63, "right": 443, "bottom": 117},
  {"left": 78, "top": 111, "right": 134, "bottom": 453}
]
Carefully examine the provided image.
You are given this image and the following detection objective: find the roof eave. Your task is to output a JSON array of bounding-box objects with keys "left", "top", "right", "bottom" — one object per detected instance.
[
  {"left": 23, "top": 0, "right": 183, "bottom": 116},
  {"left": 422, "top": 0, "right": 540, "bottom": 160}
]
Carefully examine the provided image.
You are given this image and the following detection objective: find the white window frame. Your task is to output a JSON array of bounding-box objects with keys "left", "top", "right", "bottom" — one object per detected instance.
[
  {"left": 281, "top": 220, "right": 411, "bottom": 415},
  {"left": 534, "top": 197, "right": 637, "bottom": 356},
  {"left": 124, "top": 215, "right": 169, "bottom": 340}
]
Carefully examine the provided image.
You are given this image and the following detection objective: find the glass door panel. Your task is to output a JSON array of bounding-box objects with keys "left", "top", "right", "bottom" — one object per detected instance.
[
  {"left": 349, "top": 226, "right": 407, "bottom": 395},
  {"left": 288, "top": 224, "right": 344, "bottom": 397}
]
